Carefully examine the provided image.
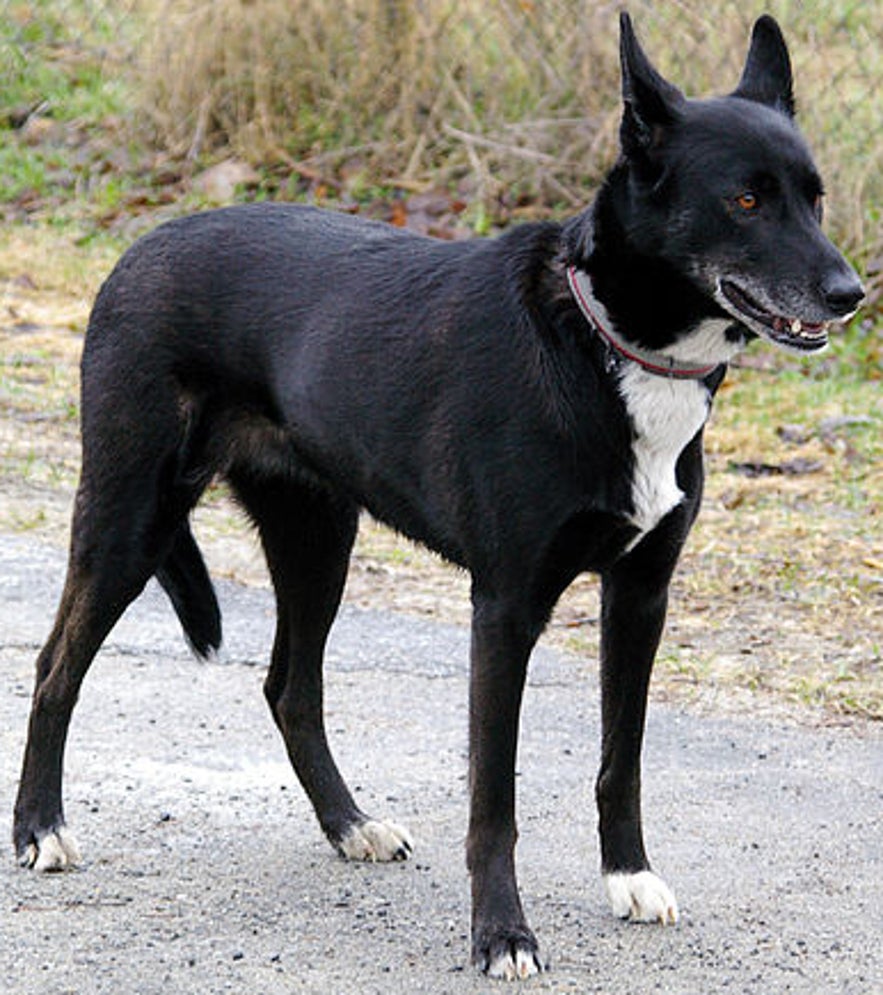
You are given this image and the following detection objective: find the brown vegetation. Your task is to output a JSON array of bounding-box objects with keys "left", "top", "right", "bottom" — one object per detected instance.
[{"left": 130, "top": 2, "right": 883, "bottom": 271}]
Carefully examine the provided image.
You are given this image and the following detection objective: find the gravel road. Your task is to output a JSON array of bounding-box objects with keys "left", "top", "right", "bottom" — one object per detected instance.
[{"left": 1, "top": 535, "right": 881, "bottom": 994}]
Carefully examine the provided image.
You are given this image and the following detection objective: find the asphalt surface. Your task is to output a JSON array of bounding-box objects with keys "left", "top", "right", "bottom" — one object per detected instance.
[{"left": 1, "top": 534, "right": 881, "bottom": 994}]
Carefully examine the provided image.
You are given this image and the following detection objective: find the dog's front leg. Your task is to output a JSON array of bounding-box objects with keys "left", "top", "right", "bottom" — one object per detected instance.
[
  {"left": 466, "top": 593, "right": 544, "bottom": 980},
  {"left": 597, "top": 536, "right": 681, "bottom": 926}
]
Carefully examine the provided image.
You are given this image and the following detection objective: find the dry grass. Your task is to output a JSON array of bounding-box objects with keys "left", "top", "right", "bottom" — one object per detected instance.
[
  {"left": 135, "top": 0, "right": 619, "bottom": 184},
  {"left": 5, "top": 2, "right": 882, "bottom": 287},
  {"left": 130, "top": 0, "right": 883, "bottom": 268}
]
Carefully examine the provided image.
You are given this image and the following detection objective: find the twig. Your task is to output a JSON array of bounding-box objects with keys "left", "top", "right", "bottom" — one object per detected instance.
[
  {"left": 442, "top": 125, "right": 558, "bottom": 164},
  {"left": 186, "top": 95, "right": 212, "bottom": 166}
]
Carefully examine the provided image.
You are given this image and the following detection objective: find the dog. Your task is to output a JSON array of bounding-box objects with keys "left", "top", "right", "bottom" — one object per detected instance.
[{"left": 13, "top": 13, "right": 862, "bottom": 980}]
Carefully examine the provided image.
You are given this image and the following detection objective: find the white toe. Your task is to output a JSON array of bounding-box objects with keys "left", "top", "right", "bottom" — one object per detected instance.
[
  {"left": 487, "top": 946, "right": 543, "bottom": 981},
  {"left": 338, "top": 819, "right": 413, "bottom": 862},
  {"left": 28, "top": 829, "right": 82, "bottom": 872},
  {"left": 604, "top": 870, "right": 678, "bottom": 924}
]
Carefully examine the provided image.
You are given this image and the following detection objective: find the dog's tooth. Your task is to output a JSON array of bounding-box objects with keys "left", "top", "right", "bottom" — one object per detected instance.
[{"left": 791, "top": 319, "right": 802, "bottom": 334}]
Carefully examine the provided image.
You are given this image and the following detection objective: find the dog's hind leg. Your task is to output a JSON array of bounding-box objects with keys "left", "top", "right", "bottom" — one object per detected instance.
[
  {"left": 13, "top": 372, "right": 215, "bottom": 871},
  {"left": 229, "top": 471, "right": 412, "bottom": 863},
  {"left": 13, "top": 475, "right": 193, "bottom": 870},
  {"left": 13, "top": 577, "right": 129, "bottom": 869}
]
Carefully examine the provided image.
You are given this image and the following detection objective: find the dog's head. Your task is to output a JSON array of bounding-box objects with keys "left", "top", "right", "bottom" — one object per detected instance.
[{"left": 616, "top": 13, "right": 863, "bottom": 354}]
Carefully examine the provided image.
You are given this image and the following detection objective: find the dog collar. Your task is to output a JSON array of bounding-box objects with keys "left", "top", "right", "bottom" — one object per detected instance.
[{"left": 566, "top": 266, "right": 722, "bottom": 381}]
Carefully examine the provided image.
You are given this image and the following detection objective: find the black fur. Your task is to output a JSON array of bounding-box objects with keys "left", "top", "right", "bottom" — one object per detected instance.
[{"left": 13, "top": 13, "right": 862, "bottom": 978}]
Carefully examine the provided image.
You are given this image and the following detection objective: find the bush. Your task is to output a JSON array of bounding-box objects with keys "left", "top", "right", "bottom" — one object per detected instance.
[
  {"left": 131, "top": 2, "right": 883, "bottom": 271},
  {"left": 5, "top": 0, "right": 883, "bottom": 290}
]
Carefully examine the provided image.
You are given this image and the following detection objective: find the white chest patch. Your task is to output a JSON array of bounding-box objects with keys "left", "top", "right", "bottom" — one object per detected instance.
[{"left": 617, "top": 365, "right": 710, "bottom": 542}]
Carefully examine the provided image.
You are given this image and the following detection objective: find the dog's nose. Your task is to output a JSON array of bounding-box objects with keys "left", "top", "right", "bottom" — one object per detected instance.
[{"left": 822, "top": 271, "right": 865, "bottom": 317}]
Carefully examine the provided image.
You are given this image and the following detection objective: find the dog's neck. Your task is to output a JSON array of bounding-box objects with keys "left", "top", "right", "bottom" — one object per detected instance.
[
  {"left": 566, "top": 266, "right": 723, "bottom": 381},
  {"left": 563, "top": 197, "right": 743, "bottom": 383}
]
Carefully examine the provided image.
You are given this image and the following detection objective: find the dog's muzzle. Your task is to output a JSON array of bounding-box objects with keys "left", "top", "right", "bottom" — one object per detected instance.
[{"left": 716, "top": 277, "right": 862, "bottom": 354}]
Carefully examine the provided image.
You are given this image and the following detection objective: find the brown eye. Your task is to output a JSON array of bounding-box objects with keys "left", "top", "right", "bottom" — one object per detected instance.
[{"left": 736, "top": 192, "right": 758, "bottom": 211}]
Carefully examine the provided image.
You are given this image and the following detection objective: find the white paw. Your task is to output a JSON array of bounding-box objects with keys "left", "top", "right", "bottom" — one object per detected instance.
[
  {"left": 604, "top": 870, "right": 678, "bottom": 924},
  {"left": 337, "top": 819, "right": 413, "bottom": 862},
  {"left": 21, "top": 828, "right": 82, "bottom": 872},
  {"left": 487, "top": 947, "right": 543, "bottom": 981}
]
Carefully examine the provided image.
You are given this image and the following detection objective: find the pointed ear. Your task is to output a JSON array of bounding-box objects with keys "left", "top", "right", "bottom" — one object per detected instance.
[
  {"left": 733, "top": 15, "right": 794, "bottom": 117},
  {"left": 619, "top": 12, "right": 686, "bottom": 157}
]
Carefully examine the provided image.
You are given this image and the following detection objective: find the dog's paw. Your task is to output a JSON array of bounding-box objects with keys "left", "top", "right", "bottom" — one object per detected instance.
[
  {"left": 19, "top": 827, "right": 82, "bottom": 873},
  {"left": 337, "top": 818, "right": 413, "bottom": 862},
  {"left": 604, "top": 870, "right": 678, "bottom": 924},
  {"left": 473, "top": 927, "right": 544, "bottom": 981},
  {"left": 487, "top": 946, "right": 544, "bottom": 982}
]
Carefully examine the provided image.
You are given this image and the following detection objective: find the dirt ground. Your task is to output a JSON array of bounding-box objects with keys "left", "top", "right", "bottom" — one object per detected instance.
[{"left": 1, "top": 252, "right": 881, "bottom": 723}]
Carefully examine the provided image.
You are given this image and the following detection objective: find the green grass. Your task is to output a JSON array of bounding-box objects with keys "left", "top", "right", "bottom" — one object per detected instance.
[
  {"left": 1, "top": 0, "right": 134, "bottom": 210},
  {"left": 0, "top": 141, "right": 56, "bottom": 201},
  {"left": 1, "top": 4, "right": 125, "bottom": 119}
]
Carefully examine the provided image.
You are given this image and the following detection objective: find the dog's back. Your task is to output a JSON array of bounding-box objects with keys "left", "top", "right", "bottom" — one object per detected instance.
[{"left": 85, "top": 204, "right": 615, "bottom": 574}]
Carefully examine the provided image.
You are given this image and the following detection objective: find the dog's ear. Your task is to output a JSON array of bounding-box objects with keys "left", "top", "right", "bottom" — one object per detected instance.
[
  {"left": 619, "top": 12, "right": 686, "bottom": 158},
  {"left": 733, "top": 15, "right": 795, "bottom": 117}
]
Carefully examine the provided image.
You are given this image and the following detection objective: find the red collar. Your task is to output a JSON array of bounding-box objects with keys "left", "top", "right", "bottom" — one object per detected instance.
[{"left": 566, "top": 266, "right": 722, "bottom": 381}]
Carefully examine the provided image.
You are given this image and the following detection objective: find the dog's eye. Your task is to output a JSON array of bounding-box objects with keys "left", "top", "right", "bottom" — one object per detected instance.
[
  {"left": 813, "top": 193, "right": 824, "bottom": 221},
  {"left": 736, "top": 192, "right": 758, "bottom": 212}
]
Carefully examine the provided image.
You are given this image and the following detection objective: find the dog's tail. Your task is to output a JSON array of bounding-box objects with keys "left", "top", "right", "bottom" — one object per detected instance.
[{"left": 155, "top": 522, "right": 222, "bottom": 659}]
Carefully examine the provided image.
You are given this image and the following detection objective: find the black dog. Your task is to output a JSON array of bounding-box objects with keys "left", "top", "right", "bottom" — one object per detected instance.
[{"left": 14, "top": 14, "right": 862, "bottom": 979}]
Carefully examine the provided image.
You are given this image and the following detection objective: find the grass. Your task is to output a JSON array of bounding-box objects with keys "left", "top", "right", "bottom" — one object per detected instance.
[{"left": 3, "top": 4, "right": 883, "bottom": 266}]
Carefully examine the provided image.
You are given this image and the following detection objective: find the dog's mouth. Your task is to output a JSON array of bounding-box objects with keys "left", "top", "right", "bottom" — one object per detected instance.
[{"left": 718, "top": 280, "right": 829, "bottom": 353}]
